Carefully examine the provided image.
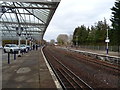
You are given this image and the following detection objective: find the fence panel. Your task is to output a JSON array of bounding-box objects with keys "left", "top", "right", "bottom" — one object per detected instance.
[{"left": 78, "top": 45, "right": 119, "bottom": 52}]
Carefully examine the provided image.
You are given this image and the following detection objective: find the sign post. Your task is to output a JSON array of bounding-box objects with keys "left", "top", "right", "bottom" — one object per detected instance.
[
  {"left": 105, "top": 38, "right": 110, "bottom": 54},
  {"left": 105, "top": 29, "right": 110, "bottom": 55}
]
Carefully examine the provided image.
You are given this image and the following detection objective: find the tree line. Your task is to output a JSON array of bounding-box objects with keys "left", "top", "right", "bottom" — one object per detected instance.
[{"left": 73, "top": 0, "right": 120, "bottom": 47}]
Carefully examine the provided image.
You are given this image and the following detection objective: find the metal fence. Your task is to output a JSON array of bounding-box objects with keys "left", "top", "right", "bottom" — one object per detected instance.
[{"left": 78, "top": 45, "right": 120, "bottom": 52}]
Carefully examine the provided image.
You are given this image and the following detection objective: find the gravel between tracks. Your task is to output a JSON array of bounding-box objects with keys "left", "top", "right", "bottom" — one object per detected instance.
[{"left": 43, "top": 46, "right": 119, "bottom": 89}]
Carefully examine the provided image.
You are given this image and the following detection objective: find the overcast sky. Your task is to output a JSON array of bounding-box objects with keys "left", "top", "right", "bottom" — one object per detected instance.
[{"left": 44, "top": 0, "right": 115, "bottom": 42}]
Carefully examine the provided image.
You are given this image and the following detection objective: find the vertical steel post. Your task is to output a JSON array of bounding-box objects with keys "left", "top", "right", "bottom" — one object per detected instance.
[
  {"left": 26, "top": 33, "right": 28, "bottom": 52},
  {"left": 30, "top": 40, "right": 31, "bottom": 50},
  {"left": 26, "top": 33, "right": 28, "bottom": 46},
  {"left": 18, "top": 36, "right": 21, "bottom": 57},
  {"left": 31, "top": 39, "right": 33, "bottom": 50},
  {"left": 26, "top": 39, "right": 28, "bottom": 52},
  {"left": 106, "top": 42, "right": 108, "bottom": 54},
  {"left": 0, "top": 41, "right": 1, "bottom": 89},
  {"left": 26, "top": 38, "right": 27, "bottom": 46},
  {"left": 8, "top": 53, "right": 10, "bottom": 64},
  {"left": 14, "top": 52, "right": 16, "bottom": 60},
  {"left": 106, "top": 28, "right": 109, "bottom": 55}
]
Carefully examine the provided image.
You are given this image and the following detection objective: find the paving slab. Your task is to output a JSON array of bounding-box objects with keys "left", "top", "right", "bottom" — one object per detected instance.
[{"left": 2, "top": 48, "right": 57, "bottom": 89}]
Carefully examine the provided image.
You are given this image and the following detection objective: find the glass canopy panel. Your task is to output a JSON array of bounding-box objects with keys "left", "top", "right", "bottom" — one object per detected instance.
[{"left": 0, "top": 0, "right": 60, "bottom": 40}]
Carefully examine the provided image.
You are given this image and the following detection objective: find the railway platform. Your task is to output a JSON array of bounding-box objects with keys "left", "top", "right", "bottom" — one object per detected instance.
[
  {"left": 74, "top": 47, "right": 119, "bottom": 57},
  {"left": 59, "top": 46, "right": 118, "bottom": 57},
  {"left": 2, "top": 47, "right": 59, "bottom": 89},
  {"left": 58, "top": 46, "right": 120, "bottom": 65},
  {"left": 59, "top": 46, "right": 119, "bottom": 57}
]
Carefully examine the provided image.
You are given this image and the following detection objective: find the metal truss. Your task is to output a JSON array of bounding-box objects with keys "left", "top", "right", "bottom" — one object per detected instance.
[{"left": 0, "top": 0, "right": 60, "bottom": 40}]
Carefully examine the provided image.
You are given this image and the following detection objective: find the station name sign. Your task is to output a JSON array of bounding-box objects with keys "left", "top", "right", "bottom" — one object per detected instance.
[{"left": 105, "top": 39, "right": 110, "bottom": 43}]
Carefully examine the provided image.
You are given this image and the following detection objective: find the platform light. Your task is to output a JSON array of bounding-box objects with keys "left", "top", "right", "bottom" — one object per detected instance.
[
  {"left": 16, "top": 27, "right": 23, "bottom": 36},
  {"left": 16, "top": 27, "right": 23, "bottom": 57}
]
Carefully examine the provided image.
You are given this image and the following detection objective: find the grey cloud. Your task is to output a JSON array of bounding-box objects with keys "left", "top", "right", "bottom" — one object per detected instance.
[{"left": 44, "top": 0, "right": 115, "bottom": 41}]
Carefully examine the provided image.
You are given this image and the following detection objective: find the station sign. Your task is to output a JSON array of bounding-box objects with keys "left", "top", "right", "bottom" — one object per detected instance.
[{"left": 105, "top": 39, "right": 110, "bottom": 43}]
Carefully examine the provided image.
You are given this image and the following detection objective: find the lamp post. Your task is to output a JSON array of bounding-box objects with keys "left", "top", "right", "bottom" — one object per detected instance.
[
  {"left": 16, "top": 27, "right": 23, "bottom": 57},
  {"left": 105, "top": 29, "right": 110, "bottom": 55}
]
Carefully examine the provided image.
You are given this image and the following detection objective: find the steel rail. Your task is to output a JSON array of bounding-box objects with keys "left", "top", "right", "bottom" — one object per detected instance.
[
  {"left": 68, "top": 50, "right": 120, "bottom": 72},
  {"left": 43, "top": 47, "right": 94, "bottom": 90},
  {"left": 41, "top": 46, "right": 65, "bottom": 90},
  {"left": 61, "top": 48, "right": 120, "bottom": 72},
  {"left": 58, "top": 68, "right": 83, "bottom": 88},
  {"left": 51, "top": 53, "right": 93, "bottom": 90},
  {"left": 57, "top": 68, "right": 74, "bottom": 89}
]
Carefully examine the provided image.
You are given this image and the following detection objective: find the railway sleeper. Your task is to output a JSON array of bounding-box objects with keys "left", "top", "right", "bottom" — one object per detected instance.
[{"left": 57, "top": 69, "right": 73, "bottom": 89}]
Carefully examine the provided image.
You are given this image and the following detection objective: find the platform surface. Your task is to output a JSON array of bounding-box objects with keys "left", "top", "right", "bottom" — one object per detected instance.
[
  {"left": 65, "top": 46, "right": 120, "bottom": 57},
  {"left": 2, "top": 48, "right": 57, "bottom": 89}
]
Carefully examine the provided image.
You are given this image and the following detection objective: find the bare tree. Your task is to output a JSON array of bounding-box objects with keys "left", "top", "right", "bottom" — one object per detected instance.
[{"left": 57, "top": 34, "right": 68, "bottom": 45}]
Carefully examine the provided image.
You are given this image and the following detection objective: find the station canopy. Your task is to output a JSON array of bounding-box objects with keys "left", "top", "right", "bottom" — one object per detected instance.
[{"left": 0, "top": 0, "right": 60, "bottom": 41}]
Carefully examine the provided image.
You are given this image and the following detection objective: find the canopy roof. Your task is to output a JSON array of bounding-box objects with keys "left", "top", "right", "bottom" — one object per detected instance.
[{"left": 0, "top": 0, "right": 60, "bottom": 40}]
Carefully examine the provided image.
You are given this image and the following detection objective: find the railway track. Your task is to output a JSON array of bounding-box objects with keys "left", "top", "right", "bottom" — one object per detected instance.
[
  {"left": 68, "top": 50, "right": 120, "bottom": 74},
  {"left": 42, "top": 46, "right": 94, "bottom": 90},
  {"left": 56, "top": 47, "right": 120, "bottom": 74}
]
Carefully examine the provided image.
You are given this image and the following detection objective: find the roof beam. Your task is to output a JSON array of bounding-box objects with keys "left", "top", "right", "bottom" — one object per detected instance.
[
  {"left": 2, "top": 5, "right": 55, "bottom": 10},
  {"left": 2, "top": 29, "right": 43, "bottom": 33},
  {"left": 0, "top": 21, "right": 45, "bottom": 26},
  {"left": 5, "top": 11, "right": 31, "bottom": 15}
]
